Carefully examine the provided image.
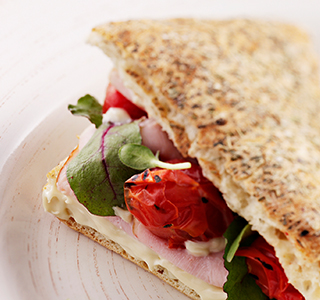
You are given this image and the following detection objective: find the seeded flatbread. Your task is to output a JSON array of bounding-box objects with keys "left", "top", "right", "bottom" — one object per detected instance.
[{"left": 88, "top": 18, "right": 320, "bottom": 299}]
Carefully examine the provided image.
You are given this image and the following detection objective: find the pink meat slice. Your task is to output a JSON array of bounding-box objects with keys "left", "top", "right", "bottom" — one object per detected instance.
[{"left": 107, "top": 216, "right": 227, "bottom": 288}]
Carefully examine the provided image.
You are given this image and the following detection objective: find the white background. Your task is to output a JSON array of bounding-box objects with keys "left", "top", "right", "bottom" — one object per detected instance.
[{"left": 1, "top": 1, "right": 320, "bottom": 299}]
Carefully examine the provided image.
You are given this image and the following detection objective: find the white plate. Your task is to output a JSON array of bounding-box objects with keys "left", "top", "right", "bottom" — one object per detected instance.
[{"left": 1, "top": 1, "right": 320, "bottom": 299}]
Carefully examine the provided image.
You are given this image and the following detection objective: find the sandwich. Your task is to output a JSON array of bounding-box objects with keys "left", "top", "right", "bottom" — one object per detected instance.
[{"left": 42, "top": 19, "right": 320, "bottom": 300}]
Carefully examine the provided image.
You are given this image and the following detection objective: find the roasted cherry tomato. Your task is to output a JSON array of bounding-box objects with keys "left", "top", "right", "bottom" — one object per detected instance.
[
  {"left": 124, "top": 160, "right": 234, "bottom": 248},
  {"left": 236, "top": 236, "right": 304, "bottom": 300},
  {"left": 103, "top": 83, "right": 147, "bottom": 119}
]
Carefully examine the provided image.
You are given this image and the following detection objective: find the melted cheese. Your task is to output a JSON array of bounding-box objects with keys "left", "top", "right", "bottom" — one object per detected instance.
[
  {"left": 42, "top": 176, "right": 227, "bottom": 300},
  {"left": 113, "top": 206, "right": 133, "bottom": 223}
]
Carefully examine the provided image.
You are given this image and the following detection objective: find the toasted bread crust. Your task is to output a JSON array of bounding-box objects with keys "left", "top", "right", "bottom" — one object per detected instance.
[
  {"left": 88, "top": 19, "right": 320, "bottom": 298},
  {"left": 59, "top": 217, "right": 201, "bottom": 300}
]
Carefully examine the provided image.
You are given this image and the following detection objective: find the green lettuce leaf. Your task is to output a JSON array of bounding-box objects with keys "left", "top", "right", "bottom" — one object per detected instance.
[
  {"left": 223, "top": 216, "right": 268, "bottom": 300},
  {"left": 66, "top": 121, "right": 142, "bottom": 216},
  {"left": 68, "top": 94, "right": 103, "bottom": 128}
]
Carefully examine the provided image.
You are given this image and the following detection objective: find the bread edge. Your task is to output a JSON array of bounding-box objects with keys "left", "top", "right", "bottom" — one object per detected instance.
[{"left": 58, "top": 216, "right": 202, "bottom": 300}]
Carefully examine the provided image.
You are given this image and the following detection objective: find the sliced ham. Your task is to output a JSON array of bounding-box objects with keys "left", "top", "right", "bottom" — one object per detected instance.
[
  {"left": 139, "top": 118, "right": 183, "bottom": 161},
  {"left": 106, "top": 216, "right": 227, "bottom": 288}
]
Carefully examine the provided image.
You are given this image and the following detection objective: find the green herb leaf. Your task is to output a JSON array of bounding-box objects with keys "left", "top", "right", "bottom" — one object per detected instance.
[
  {"left": 66, "top": 121, "right": 142, "bottom": 216},
  {"left": 118, "top": 143, "right": 191, "bottom": 170},
  {"left": 226, "top": 223, "right": 252, "bottom": 263},
  {"left": 224, "top": 255, "right": 268, "bottom": 300},
  {"left": 223, "top": 216, "right": 268, "bottom": 300},
  {"left": 68, "top": 94, "right": 103, "bottom": 128}
]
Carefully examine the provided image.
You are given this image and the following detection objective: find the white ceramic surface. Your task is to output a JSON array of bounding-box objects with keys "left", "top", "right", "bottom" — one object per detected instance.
[{"left": 1, "top": 1, "right": 320, "bottom": 299}]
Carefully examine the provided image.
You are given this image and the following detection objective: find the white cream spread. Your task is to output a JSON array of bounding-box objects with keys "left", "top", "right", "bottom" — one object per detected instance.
[
  {"left": 42, "top": 177, "right": 227, "bottom": 300},
  {"left": 102, "top": 107, "right": 131, "bottom": 124},
  {"left": 185, "top": 238, "right": 226, "bottom": 257}
]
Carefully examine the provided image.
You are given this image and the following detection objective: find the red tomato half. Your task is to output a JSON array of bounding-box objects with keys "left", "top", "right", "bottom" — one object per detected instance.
[
  {"left": 236, "top": 236, "right": 304, "bottom": 300},
  {"left": 103, "top": 83, "right": 147, "bottom": 119},
  {"left": 124, "top": 161, "right": 234, "bottom": 248}
]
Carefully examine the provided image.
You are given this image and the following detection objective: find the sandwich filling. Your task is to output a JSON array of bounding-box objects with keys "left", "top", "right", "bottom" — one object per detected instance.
[
  {"left": 43, "top": 164, "right": 227, "bottom": 300},
  {"left": 43, "top": 75, "right": 304, "bottom": 300}
]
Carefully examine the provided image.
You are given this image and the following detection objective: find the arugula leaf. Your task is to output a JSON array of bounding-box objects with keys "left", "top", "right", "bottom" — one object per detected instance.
[
  {"left": 223, "top": 216, "right": 268, "bottom": 300},
  {"left": 226, "top": 223, "right": 252, "bottom": 263},
  {"left": 68, "top": 94, "right": 103, "bottom": 128},
  {"left": 66, "top": 121, "right": 142, "bottom": 216},
  {"left": 118, "top": 144, "right": 191, "bottom": 170}
]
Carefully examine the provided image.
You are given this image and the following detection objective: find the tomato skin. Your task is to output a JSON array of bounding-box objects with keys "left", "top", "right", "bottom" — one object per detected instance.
[
  {"left": 124, "top": 161, "right": 234, "bottom": 248},
  {"left": 103, "top": 83, "right": 147, "bottom": 119},
  {"left": 236, "top": 236, "right": 304, "bottom": 300}
]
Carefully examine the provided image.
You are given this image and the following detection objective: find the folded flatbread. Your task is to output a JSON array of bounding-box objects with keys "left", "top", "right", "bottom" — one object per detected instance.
[{"left": 44, "top": 19, "right": 320, "bottom": 299}]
